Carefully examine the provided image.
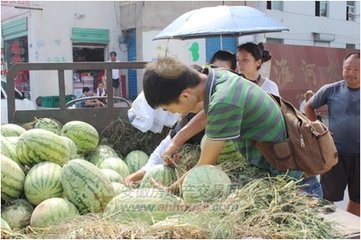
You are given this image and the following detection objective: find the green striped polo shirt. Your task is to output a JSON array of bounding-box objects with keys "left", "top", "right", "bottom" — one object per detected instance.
[{"left": 205, "top": 69, "right": 287, "bottom": 168}]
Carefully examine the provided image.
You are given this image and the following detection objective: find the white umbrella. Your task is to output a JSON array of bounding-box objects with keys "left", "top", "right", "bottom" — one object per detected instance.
[{"left": 153, "top": 5, "right": 288, "bottom": 48}]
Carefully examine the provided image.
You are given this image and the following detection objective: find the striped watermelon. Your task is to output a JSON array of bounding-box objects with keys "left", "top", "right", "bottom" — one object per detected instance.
[
  {"left": 1, "top": 199, "right": 34, "bottom": 229},
  {"left": 96, "top": 157, "right": 130, "bottom": 180},
  {"left": 182, "top": 165, "right": 231, "bottom": 204},
  {"left": 111, "top": 182, "right": 129, "bottom": 195},
  {"left": 60, "top": 136, "right": 78, "bottom": 159},
  {"left": 30, "top": 197, "right": 79, "bottom": 228},
  {"left": 103, "top": 188, "right": 184, "bottom": 224},
  {"left": 61, "top": 121, "right": 99, "bottom": 153},
  {"left": 61, "top": 159, "right": 115, "bottom": 214},
  {"left": 16, "top": 129, "right": 71, "bottom": 166},
  {"left": 125, "top": 150, "right": 149, "bottom": 174},
  {"left": 24, "top": 162, "right": 63, "bottom": 205},
  {"left": 1, "top": 154, "right": 25, "bottom": 200},
  {"left": 140, "top": 165, "right": 177, "bottom": 189},
  {"left": 100, "top": 168, "right": 123, "bottom": 182},
  {"left": 86, "top": 145, "right": 118, "bottom": 165},
  {"left": 0, "top": 136, "right": 19, "bottom": 165},
  {"left": 1, "top": 124, "right": 26, "bottom": 137},
  {"left": 201, "top": 136, "right": 244, "bottom": 164},
  {"left": 34, "top": 118, "right": 63, "bottom": 135},
  {"left": 1, "top": 218, "right": 12, "bottom": 231}
]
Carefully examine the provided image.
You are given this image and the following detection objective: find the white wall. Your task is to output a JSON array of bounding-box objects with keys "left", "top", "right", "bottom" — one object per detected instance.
[
  {"left": 265, "top": 1, "right": 360, "bottom": 48},
  {"left": 25, "top": 1, "right": 124, "bottom": 101}
]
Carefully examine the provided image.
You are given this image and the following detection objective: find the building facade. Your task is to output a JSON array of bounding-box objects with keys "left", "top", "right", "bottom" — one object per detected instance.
[{"left": 1, "top": 1, "right": 359, "bottom": 104}]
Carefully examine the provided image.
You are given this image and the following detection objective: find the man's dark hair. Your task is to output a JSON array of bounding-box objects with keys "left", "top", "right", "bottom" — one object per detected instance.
[
  {"left": 210, "top": 50, "right": 237, "bottom": 70},
  {"left": 82, "top": 87, "right": 90, "bottom": 93},
  {"left": 237, "top": 42, "right": 271, "bottom": 70},
  {"left": 143, "top": 57, "right": 201, "bottom": 109},
  {"left": 110, "top": 51, "right": 117, "bottom": 57}
]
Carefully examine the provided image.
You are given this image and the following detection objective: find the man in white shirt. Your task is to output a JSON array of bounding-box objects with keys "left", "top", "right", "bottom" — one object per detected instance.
[{"left": 107, "top": 51, "right": 121, "bottom": 96}]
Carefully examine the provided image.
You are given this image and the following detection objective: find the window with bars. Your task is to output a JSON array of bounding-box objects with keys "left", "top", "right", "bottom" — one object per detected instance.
[
  {"left": 266, "top": 1, "right": 283, "bottom": 11},
  {"left": 346, "top": 1, "right": 356, "bottom": 21},
  {"left": 315, "top": 1, "right": 328, "bottom": 17}
]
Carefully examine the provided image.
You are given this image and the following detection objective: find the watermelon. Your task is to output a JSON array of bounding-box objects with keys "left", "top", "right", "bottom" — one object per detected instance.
[
  {"left": 86, "top": 144, "right": 118, "bottom": 165},
  {"left": 111, "top": 182, "right": 129, "bottom": 195},
  {"left": 0, "top": 136, "right": 19, "bottom": 164},
  {"left": 5, "top": 136, "right": 19, "bottom": 146},
  {"left": 1, "top": 199, "right": 34, "bottom": 229},
  {"left": 61, "top": 121, "right": 99, "bottom": 153},
  {"left": 100, "top": 168, "right": 123, "bottom": 182},
  {"left": 182, "top": 165, "right": 231, "bottom": 204},
  {"left": 140, "top": 165, "right": 177, "bottom": 189},
  {"left": 60, "top": 136, "right": 78, "bottom": 159},
  {"left": 34, "top": 118, "right": 63, "bottom": 135},
  {"left": 125, "top": 150, "right": 149, "bottom": 174},
  {"left": 16, "top": 129, "right": 71, "bottom": 166},
  {"left": 1, "top": 124, "right": 26, "bottom": 137},
  {"left": 103, "top": 188, "right": 184, "bottom": 224},
  {"left": 30, "top": 197, "right": 79, "bottom": 228},
  {"left": 1, "top": 218, "right": 12, "bottom": 231},
  {"left": 96, "top": 157, "right": 130, "bottom": 180},
  {"left": 24, "top": 162, "right": 63, "bottom": 205},
  {"left": 1, "top": 154, "right": 25, "bottom": 200},
  {"left": 201, "top": 136, "right": 244, "bottom": 165},
  {"left": 61, "top": 159, "right": 115, "bottom": 213}
]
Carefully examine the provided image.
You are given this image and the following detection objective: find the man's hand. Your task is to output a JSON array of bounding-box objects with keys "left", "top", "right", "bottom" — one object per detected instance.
[{"left": 162, "top": 151, "right": 182, "bottom": 166}]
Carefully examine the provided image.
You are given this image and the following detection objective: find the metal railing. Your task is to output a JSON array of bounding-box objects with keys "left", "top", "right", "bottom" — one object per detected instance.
[{"left": 6, "top": 61, "right": 148, "bottom": 131}]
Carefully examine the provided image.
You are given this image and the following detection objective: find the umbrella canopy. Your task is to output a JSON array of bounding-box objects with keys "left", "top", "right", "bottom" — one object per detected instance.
[{"left": 153, "top": 5, "right": 288, "bottom": 40}]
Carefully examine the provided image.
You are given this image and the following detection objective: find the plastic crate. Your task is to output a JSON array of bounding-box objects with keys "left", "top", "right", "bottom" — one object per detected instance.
[
  {"left": 40, "top": 96, "right": 57, "bottom": 107},
  {"left": 40, "top": 95, "right": 77, "bottom": 108}
]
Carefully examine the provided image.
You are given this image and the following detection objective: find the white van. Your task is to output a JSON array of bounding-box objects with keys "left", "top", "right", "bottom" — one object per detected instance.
[{"left": 1, "top": 80, "right": 37, "bottom": 124}]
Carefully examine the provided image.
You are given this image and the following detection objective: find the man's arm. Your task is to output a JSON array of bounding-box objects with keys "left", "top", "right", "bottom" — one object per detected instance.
[
  {"left": 163, "top": 110, "right": 207, "bottom": 165},
  {"left": 304, "top": 100, "right": 317, "bottom": 121},
  {"left": 166, "top": 138, "right": 224, "bottom": 193}
]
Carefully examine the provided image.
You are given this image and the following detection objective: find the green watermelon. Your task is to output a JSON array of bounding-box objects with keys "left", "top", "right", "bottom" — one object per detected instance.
[
  {"left": 86, "top": 144, "right": 118, "bottom": 165},
  {"left": 60, "top": 136, "right": 78, "bottom": 159},
  {"left": 125, "top": 150, "right": 149, "bottom": 174},
  {"left": 111, "top": 182, "right": 129, "bottom": 195},
  {"left": 100, "top": 168, "right": 123, "bottom": 183},
  {"left": 201, "top": 136, "right": 244, "bottom": 165},
  {"left": 1, "top": 124, "right": 26, "bottom": 137},
  {"left": 61, "top": 159, "right": 115, "bottom": 214},
  {"left": 61, "top": 121, "right": 99, "bottom": 153},
  {"left": 96, "top": 157, "right": 130, "bottom": 180},
  {"left": 1, "top": 199, "right": 34, "bottom": 229},
  {"left": 182, "top": 165, "right": 231, "bottom": 204},
  {"left": 30, "top": 197, "right": 79, "bottom": 228},
  {"left": 0, "top": 136, "right": 19, "bottom": 164},
  {"left": 24, "top": 162, "right": 63, "bottom": 205},
  {"left": 1, "top": 154, "right": 25, "bottom": 200},
  {"left": 1, "top": 218, "right": 12, "bottom": 231},
  {"left": 140, "top": 165, "right": 177, "bottom": 189},
  {"left": 34, "top": 118, "right": 63, "bottom": 135},
  {"left": 16, "top": 129, "right": 71, "bottom": 166},
  {"left": 103, "top": 188, "right": 184, "bottom": 224}
]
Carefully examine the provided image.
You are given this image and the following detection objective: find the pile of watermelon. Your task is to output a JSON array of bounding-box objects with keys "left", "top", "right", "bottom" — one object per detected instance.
[{"left": 1, "top": 118, "right": 236, "bottom": 235}]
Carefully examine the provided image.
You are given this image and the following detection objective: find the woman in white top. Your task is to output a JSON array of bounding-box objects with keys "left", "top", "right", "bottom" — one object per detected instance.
[{"left": 236, "top": 42, "right": 280, "bottom": 96}]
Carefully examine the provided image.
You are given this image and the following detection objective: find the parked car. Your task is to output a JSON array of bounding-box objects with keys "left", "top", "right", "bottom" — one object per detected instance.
[{"left": 1, "top": 80, "right": 37, "bottom": 124}]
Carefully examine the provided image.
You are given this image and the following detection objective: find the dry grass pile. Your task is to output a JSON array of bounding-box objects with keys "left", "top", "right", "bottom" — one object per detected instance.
[
  {"left": 3, "top": 176, "right": 341, "bottom": 239},
  {"left": 101, "top": 118, "right": 170, "bottom": 156}
]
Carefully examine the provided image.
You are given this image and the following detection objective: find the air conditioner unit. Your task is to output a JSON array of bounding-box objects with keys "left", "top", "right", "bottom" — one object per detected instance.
[{"left": 312, "top": 32, "right": 335, "bottom": 42}]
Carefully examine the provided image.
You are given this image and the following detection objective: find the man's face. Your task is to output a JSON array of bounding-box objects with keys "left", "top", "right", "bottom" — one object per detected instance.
[
  {"left": 110, "top": 54, "right": 117, "bottom": 61},
  {"left": 212, "top": 59, "right": 232, "bottom": 70},
  {"left": 159, "top": 90, "right": 198, "bottom": 114},
  {"left": 343, "top": 56, "right": 360, "bottom": 88}
]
